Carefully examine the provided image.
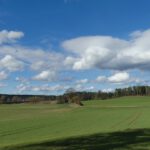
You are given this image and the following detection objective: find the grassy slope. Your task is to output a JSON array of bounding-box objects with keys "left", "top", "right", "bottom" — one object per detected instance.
[{"left": 1, "top": 96, "right": 150, "bottom": 149}]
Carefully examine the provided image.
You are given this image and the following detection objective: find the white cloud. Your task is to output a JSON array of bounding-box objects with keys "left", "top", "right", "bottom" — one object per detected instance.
[
  {"left": 0, "top": 30, "right": 64, "bottom": 83},
  {"left": 30, "top": 61, "right": 46, "bottom": 71},
  {"left": 16, "top": 83, "right": 29, "bottom": 93},
  {"left": 130, "top": 30, "right": 142, "bottom": 38},
  {"left": 1, "top": 29, "right": 150, "bottom": 94},
  {"left": 108, "top": 72, "right": 129, "bottom": 83},
  {"left": 62, "top": 36, "right": 127, "bottom": 70},
  {"left": 62, "top": 29, "right": 150, "bottom": 71},
  {"left": 33, "top": 70, "right": 56, "bottom": 81},
  {"left": 76, "top": 78, "right": 88, "bottom": 84},
  {"left": 85, "top": 86, "right": 95, "bottom": 91},
  {"left": 0, "top": 30, "right": 24, "bottom": 44},
  {"left": 16, "top": 83, "right": 69, "bottom": 93},
  {"left": 0, "top": 45, "right": 64, "bottom": 72},
  {"left": 71, "top": 84, "right": 95, "bottom": 92},
  {"left": 0, "top": 55, "right": 24, "bottom": 71},
  {"left": 96, "top": 76, "right": 107, "bottom": 82},
  {"left": 0, "top": 71, "right": 8, "bottom": 80},
  {"left": 96, "top": 71, "right": 143, "bottom": 84},
  {"left": 16, "top": 83, "right": 95, "bottom": 94},
  {"left": 64, "top": 56, "right": 77, "bottom": 68},
  {"left": 32, "top": 84, "right": 69, "bottom": 92},
  {"left": 102, "top": 88, "right": 114, "bottom": 93}
]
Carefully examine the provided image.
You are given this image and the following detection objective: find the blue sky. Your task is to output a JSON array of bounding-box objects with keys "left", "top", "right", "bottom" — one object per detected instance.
[{"left": 0, "top": 0, "right": 150, "bottom": 95}]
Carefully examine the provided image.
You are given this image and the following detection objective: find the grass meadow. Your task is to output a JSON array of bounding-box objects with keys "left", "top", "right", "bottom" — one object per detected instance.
[{"left": 1, "top": 96, "right": 150, "bottom": 149}]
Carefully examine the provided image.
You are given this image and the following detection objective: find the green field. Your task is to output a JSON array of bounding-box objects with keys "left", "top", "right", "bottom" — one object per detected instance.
[{"left": 1, "top": 96, "right": 150, "bottom": 150}]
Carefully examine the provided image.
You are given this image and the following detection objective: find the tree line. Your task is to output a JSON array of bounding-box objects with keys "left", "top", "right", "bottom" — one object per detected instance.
[{"left": 0, "top": 86, "right": 150, "bottom": 105}]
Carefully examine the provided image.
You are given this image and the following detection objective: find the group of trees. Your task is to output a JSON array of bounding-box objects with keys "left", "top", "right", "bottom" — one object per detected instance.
[
  {"left": 0, "top": 95, "right": 57, "bottom": 104},
  {"left": 0, "top": 86, "right": 150, "bottom": 105},
  {"left": 114, "top": 86, "right": 150, "bottom": 97}
]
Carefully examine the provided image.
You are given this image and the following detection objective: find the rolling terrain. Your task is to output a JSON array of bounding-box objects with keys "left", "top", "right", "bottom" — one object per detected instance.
[{"left": 1, "top": 96, "right": 150, "bottom": 149}]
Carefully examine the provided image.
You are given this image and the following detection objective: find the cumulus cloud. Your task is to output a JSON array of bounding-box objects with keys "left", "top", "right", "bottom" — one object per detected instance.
[
  {"left": 108, "top": 72, "right": 129, "bottom": 83},
  {"left": 1, "top": 28, "right": 150, "bottom": 94},
  {"left": 96, "top": 76, "right": 107, "bottom": 82},
  {"left": 30, "top": 61, "right": 46, "bottom": 71},
  {"left": 16, "top": 83, "right": 29, "bottom": 93},
  {"left": 0, "top": 30, "right": 67, "bottom": 96},
  {"left": 62, "top": 29, "right": 150, "bottom": 71},
  {"left": 32, "top": 84, "right": 69, "bottom": 92},
  {"left": 69, "top": 84, "right": 95, "bottom": 92},
  {"left": 64, "top": 56, "right": 77, "bottom": 68},
  {"left": 0, "top": 30, "right": 24, "bottom": 44},
  {"left": 0, "top": 45, "right": 64, "bottom": 72},
  {"left": 85, "top": 86, "right": 95, "bottom": 91},
  {"left": 0, "top": 30, "right": 64, "bottom": 85},
  {"left": 0, "top": 55, "right": 24, "bottom": 71},
  {"left": 33, "top": 70, "right": 56, "bottom": 81},
  {"left": 0, "top": 29, "right": 64, "bottom": 74},
  {"left": 16, "top": 83, "right": 70, "bottom": 94},
  {"left": 96, "top": 72, "right": 140, "bottom": 84},
  {"left": 102, "top": 88, "right": 114, "bottom": 93},
  {"left": 16, "top": 83, "right": 95, "bottom": 94},
  {"left": 76, "top": 78, "right": 88, "bottom": 84}
]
